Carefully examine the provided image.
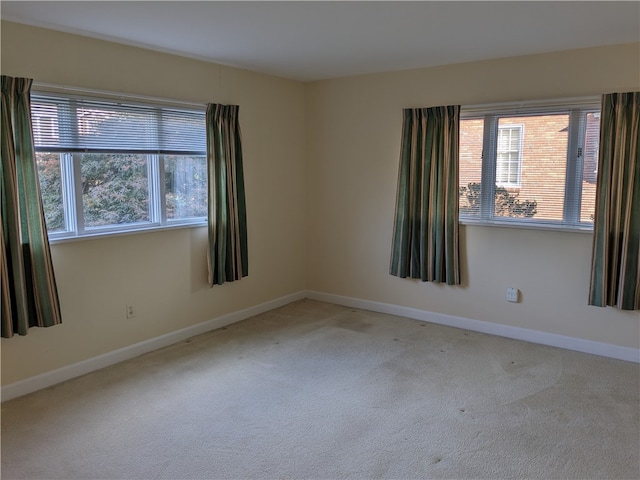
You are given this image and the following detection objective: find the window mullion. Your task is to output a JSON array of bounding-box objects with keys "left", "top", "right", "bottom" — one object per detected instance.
[
  {"left": 148, "top": 154, "right": 162, "bottom": 224},
  {"left": 158, "top": 155, "right": 167, "bottom": 224},
  {"left": 72, "top": 153, "right": 85, "bottom": 235},
  {"left": 563, "top": 109, "right": 585, "bottom": 225},
  {"left": 481, "top": 115, "right": 498, "bottom": 219},
  {"left": 60, "top": 153, "right": 78, "bottom": 235},
  {"left": 63, "top": 99, "right": 83, "bottom": 235},
  {"left": 154, "top": 109, "right": 167, "bottom": 225}
]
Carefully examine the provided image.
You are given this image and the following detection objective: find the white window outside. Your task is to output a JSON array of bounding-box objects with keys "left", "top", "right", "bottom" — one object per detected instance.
[{"left": 495, "top": 125, "right": 523, "bottom": 188}]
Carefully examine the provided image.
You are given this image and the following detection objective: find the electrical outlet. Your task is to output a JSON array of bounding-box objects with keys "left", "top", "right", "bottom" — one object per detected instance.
[
  {"left": 126, "top": 305, "right": 136, "bottom": 319},
  {"left": 506, "top": 288, "right": 520, "bottom": 303}
]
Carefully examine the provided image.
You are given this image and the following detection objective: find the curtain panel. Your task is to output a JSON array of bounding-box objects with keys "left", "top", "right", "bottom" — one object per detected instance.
[
  {"left": 390, "top": 106, "right": 461, "bottom": 285},
  {"left": 1, "top": 75, "right": 62, "bottom": 337},
  {"left": 205, "top": 103, "right": 248, "bottom": 286},
  {"left": 589, "top": 92, "right": 640, "bottom": 310}
]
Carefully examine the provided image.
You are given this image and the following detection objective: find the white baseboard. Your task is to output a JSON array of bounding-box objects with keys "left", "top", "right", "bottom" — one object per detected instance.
[
  {"left": 306, "top": 290, "right": 640, "bottom": 364},
  {"left": 1, "top": 291, "right": 307, "bottom": 402},
  {"left": 4, "top": 289, "right": 637, "bottom": 402}
]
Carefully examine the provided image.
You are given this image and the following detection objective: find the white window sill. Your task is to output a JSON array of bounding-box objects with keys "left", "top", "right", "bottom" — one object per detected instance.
[
  {"left": 48, "top": 220, "right": 207, "bottom": 244},
  {"left": 459, "top": 217, "right": 593, "bottom": 234}
]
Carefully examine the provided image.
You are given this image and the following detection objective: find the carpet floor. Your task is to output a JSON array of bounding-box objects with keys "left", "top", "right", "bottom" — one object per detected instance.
[{"left": 1, "top": 299, "right": 639, "bottom": 479}]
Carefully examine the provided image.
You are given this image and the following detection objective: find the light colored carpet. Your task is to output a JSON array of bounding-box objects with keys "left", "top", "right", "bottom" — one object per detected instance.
[{"left": 1, "top": 299, "right": 639, "bottom": 480}]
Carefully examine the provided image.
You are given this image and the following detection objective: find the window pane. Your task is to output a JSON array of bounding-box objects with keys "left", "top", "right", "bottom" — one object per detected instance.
[
  {"left": 36, "top": 152, "right": 66, "bottom": 232},
  {"left": 81, "top": 154, "right": 150, "bottom": 228},
  {"left": 459, "top": 118, "right": 484, "bottom": 217},
  {"left": 164, "top": 155, "right": 207, "bottom": 220},
  {"left": 495, "top": 115, "right": 569, "bottom": 221},
  {"left": 581, "top": 112, "right": 600, "bottom": 223}
]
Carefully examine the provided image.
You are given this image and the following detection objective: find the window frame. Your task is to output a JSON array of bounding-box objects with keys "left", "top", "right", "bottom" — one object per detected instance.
[
  {"left": 459, "top": 96, "right": 601, "bottom": 232},
  {"left": 31, "top": 87, "right": 208, "bottom": 242}
]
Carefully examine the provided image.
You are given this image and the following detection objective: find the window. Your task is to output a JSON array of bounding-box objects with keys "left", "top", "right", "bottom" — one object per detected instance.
[
  {"left": 31, "top": 91, "right": 207, "bottom": 240},
  {"left": 459, "top": 98, "right": 600, "bottom": 230}
]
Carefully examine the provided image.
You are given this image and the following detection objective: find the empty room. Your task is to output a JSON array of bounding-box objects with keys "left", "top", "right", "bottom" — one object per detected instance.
[{"left": 1, "top": 2, "right": 639, "bottom": 479}]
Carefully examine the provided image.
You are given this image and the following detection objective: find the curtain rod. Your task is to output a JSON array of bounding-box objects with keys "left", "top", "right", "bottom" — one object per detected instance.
[{"left": 32, "top": 82, "right": 206, "bottom": 109}]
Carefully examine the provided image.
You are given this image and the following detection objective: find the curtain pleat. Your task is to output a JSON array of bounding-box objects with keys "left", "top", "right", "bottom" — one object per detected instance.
[
  {"left": 390, "top": 106, "right": 461, "bottom": 285},
  {"left": 589, "top": 92, "right": 640, "bottom": 310},
  {"left": 1, "top": 75, "right": 62, "bottom": 337},
  {"left": 206, "top": 103, "right": 248, "bottom": 286}
]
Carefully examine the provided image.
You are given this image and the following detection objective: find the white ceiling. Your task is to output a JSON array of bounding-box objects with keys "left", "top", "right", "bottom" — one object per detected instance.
[{"left": 2, "top": 1, "right": 639, "bottom": 82}]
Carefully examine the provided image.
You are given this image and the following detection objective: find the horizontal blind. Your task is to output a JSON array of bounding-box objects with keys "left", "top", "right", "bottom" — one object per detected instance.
[
  {"left": 460, "top": 96, "right": 600, "bottom": 118},
  {"left": 31, "top": 92, "right": 206, "bottom": 155}
]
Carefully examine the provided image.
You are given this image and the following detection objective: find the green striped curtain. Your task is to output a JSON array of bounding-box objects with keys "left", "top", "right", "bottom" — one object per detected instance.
[
  {"left": 390, "top": 106, "right": 461, "bottom": 285},
  {"left": 1, "top": 76, "right": 62, "bottom": 337},
  {"left": 206, "top": 103, "right": 248, "bottom": 286},
  {"left": 589, "top": 92, "right": 639, "bottom": 310}
]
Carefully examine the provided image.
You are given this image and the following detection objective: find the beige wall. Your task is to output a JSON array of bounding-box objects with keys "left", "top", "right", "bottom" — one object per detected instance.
[
  {"left": 1, "top": 22, "right": 307, "bottom": 384},
  {"left": 2, "top": 20, "right": 639, "bottom": 387},
  {"left": 306, "top": 43, "right": 640, "bottom": 349}
]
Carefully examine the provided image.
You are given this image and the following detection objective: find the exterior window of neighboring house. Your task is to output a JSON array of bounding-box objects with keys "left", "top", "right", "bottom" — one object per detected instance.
[
  {"left": 31, "top": 90, "right": 207, "bottom": 241},
  {"left": 458, "top": 97, "right": 600, "bottom": 230},
  {"left": 496, "top": 125, "right": 523, "bottom": 188}
]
